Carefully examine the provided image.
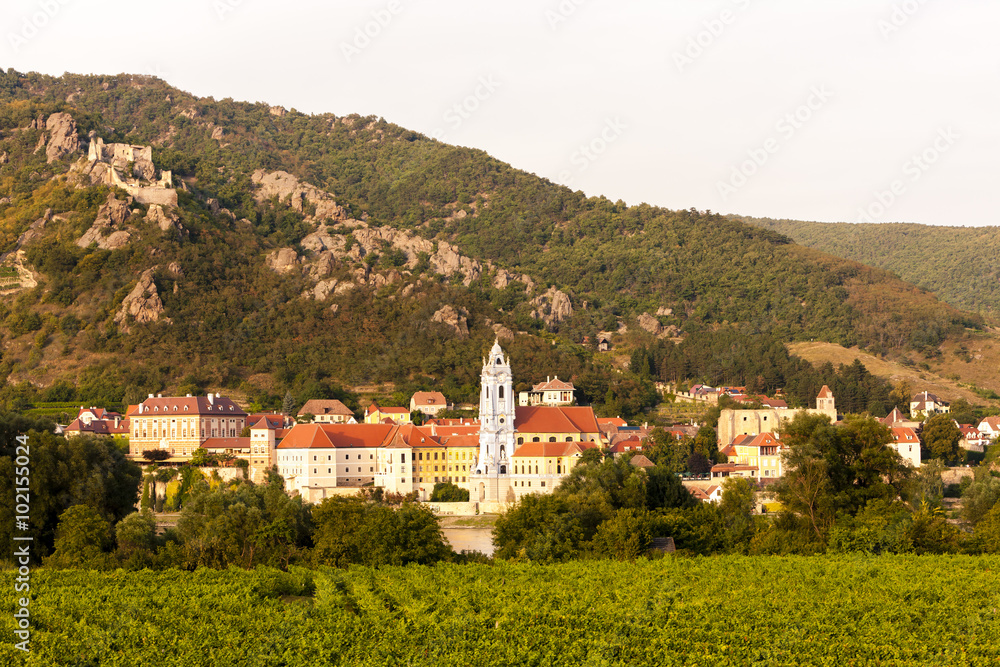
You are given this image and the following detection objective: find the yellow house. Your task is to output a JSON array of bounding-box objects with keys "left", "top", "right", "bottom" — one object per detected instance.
[
  {"left": 364, "top": 402, "right": 412, "bottom": 425},
  {"left": 509, "top": 440, "right": 594, "bottom": 497},
  {"left": 727, "top": 432, "right": 784, "bottom": 479},
  {"left": 129, "top": 393, "right": 247, "bottom": 458}
]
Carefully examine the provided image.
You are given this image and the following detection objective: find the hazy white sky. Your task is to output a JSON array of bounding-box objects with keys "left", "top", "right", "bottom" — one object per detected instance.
[{"left": 3, "top": 0, "right": 997, "bottom": 226}]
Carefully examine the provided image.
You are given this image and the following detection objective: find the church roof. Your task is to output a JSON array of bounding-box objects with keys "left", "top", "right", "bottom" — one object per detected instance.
[
  {"left": 515, "top": 406, "right": 601, "bottom": 434},
  {"left": 817, "top": 385, "right": 834, "bottom": 399}
]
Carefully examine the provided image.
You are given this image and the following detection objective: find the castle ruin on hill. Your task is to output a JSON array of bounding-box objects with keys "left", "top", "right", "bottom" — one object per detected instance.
[{"left": 86, "top": 137, "right": 177, "bottom": 207}]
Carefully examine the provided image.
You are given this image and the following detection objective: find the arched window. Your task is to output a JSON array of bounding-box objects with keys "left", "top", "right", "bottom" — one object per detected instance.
[
  {"left": 549, "top": 437, "right": 557, "bottom": 442},
  {"left": 499, "top": 386, "right": 505, "bottom": 399},
  {"left": 486, "top": 387, "right": 489, "bottom": 398},
  {"left": 496, "top": 357, "right": 502, "bottom": 365},
  {"left": 532, "top": 437, "right": 540, "bottom": 442},
  {"left": 517, "top": 437, "right": 523, "bottom": 444}
]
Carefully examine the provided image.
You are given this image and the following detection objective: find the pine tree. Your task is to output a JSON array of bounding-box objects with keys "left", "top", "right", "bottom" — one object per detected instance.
[{"left": 282, "top": 390, "right": 295, "bottom": 416}]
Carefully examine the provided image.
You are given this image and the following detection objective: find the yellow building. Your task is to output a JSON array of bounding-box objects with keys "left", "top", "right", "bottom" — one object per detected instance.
[
  {"left": 509, "top": 440, "right": 593, "bottom": 497},
  {"left": 719, "top": 432, "right": 784, "bottom": 479},
  {"left": 129, "top": 393, "right": 247, "bottom": 458},
  {"left": 364, "top": 402, "right": 412, "bottom": 424}
]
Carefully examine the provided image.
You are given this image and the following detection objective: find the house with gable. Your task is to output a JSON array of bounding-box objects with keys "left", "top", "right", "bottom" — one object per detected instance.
[
  {"left": 364, "top": 402, "right": 411, "bottom": 425},
  {"left": 298, "top": 399, "right": 356, "bottom": 424},
  {"left": 910, "top": 391, "right": 949, "bottom": 419},
  {"left": 977, "top": 416, "right": 1000, "bottom": 442},
  {"left": 518, "top": 376, "right": 576, "bottom": 407},
  {"left": 410, "top": 391, "right": 451, "bottom": 417},
  {"left": 889, "top": 427, "right": 922, "bottom": 467}
]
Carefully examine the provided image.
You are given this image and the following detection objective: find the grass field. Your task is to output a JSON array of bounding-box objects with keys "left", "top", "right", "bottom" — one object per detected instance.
[{"left": 3, "top": 555, "right": 1000, "bottom": 666}]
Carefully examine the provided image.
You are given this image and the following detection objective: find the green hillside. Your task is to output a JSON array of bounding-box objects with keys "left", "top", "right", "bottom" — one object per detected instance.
[
  {"left": 738, "top": 215, "right": 1000, "bottom": 318},
  {"left": 0, "top": 69, "right": 986, "bottom": 413}
]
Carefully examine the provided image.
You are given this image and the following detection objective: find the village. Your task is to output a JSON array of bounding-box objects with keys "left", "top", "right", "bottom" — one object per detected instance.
[{"left": 55, "top": 340, "right": 990, "bottom": 514}]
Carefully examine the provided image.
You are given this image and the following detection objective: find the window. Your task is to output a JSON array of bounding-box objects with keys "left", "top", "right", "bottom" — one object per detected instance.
[
  {"left": 517, "top": 437, "right": 524, "bottom": 444},
  {"left": 499, "top": 386, "right": 504, "bottom": 399},
  {"left": 401, "top": 454, "right": 406, "bottom": 463},
  {"left": 313, "top": 468, "right": 317, "bottom": 474},
  {"left": 532, "top": 437, "right": 540, "bottom": 442},
  {"left": 549, "top": 437, "right": 556, "bottom": 442}
]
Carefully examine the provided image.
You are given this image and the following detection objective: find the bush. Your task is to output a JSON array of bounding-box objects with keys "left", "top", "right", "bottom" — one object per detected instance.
[
  {"left": 430, "top": 482, "right": 469, "bottom": 502},
  {"left": 143, "top": 449, "right": 171, "bottom": 462}
]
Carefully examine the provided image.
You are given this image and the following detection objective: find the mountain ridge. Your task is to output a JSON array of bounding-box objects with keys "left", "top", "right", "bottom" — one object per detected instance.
[{"left": 0, "top": 69, "right": 990, "bottom": 415}]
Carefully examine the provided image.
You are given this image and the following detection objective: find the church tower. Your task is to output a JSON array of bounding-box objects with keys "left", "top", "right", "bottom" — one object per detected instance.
[
  {"left": 816, "top": 385, "right": 836, "bottom": 420},
  {"left": 471, "top": 339, "right": 515, "bottom": 502}
]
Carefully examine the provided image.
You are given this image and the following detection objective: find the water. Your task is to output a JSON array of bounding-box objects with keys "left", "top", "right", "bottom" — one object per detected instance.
[{"left": 441, "top": 527, "right": 494, "bottom": 556}]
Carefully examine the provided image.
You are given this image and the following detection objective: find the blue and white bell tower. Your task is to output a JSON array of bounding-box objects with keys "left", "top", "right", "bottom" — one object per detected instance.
[{"left": 471, "top": 339, "right": 516, "bottom": 502}]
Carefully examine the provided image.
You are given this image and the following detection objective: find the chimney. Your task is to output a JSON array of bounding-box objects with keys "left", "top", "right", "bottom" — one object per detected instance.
[
  {"left": 208, "top": 393, "right": 215, "bottom": 405},
  {"left": 186, "top": 393, "right": 192, "bottom": 398},
  {"left": 431, "top": 423, "right": 438, "bottom": 437},
  {"left": 148, "top": 394, "right": 154, "bottom": 399},
  {"left": 157, "top": 393, "right": 162, "bottom": 398}
]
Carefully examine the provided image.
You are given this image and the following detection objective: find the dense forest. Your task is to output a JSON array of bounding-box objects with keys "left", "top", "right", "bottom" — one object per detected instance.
[
  {"left": 738, "top": 215, "right": 1000, "bottom": 318},
  {"left": 0, "top": 69, "right": 985, "bottom": 416}
]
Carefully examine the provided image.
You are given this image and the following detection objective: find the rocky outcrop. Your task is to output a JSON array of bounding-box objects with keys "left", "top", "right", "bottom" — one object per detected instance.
[
  {"left": 638, "top": 313, "right": 663, "bottom": 336},
  {"left": 43, "top": 113, "right": 81, "bottom": 163},
  {"left": 76, "top": 194, "right": 134, "bottom": 249},
  {"left": 0, "top": 151, "right": 8, "bottom": 164},
  {"left": 252, "top": 170, "right": 349, "bottom": 223},
  {"left": 656, "top": 307, "right": 673, "bottom": 317},
  {"left": 16, "top": 209, "right": 52, "bottom": 247},
  {"left": 114, "top": 268, "right": 168, "bottom": 332},
  {"left": 266, "top": 248, "right": 300, "bottom": 274},
  {"left": 531, "top": 287, "right": 573, "bottom": 327},
  {"left": 146, "top": 204, "right": 184, "bottom": 235},
  {"left": 431, "top": 305, "right": 469, "bottom": 338}
]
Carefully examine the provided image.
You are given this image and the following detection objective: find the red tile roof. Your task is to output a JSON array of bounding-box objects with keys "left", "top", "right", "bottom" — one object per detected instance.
[
  {"left": 597, "top": 417, "right": 628, "bottom": 428},
  {"left": 515, "top": 406, "right": 600, "bottom": 434},
  {"left": 817, "top": 385, "right": 834, "bottom": 399},
  {"left": 891, "top": 427, "right": 919, "bottom": 443},
  {"left": 411, "top": 391, "right": 448, "bottom": 407},
  {"left": 136, "top": 395, "right": 246, "bottom": 416},
  {"left": 277, "top": 423, "right": 397, "bottom": 450}
]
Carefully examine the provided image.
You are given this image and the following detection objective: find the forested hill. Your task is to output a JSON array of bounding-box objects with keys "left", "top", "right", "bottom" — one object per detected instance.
[
  {"left": 737, "top": 216, "right": 1000, "bottom": 318},
  {"left": 0, "top": 69, "right": 983, "bottom": 412}
]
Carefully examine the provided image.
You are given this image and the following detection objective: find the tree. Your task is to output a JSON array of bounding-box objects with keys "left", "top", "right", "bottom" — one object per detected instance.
[
  {"left": 281, "top": 390, "right": 295, "bottom": 416},
  {"left": 116, "top": 510, "right": 157, "bottom": 557},
  {"left": 142, "top": 449, "right": 171, "bottom": 462},
  {"left": 47, "top": 504, "right": 114, "bottom": 568},
  {"left": 775, "top": 413, "right": 910, "bottom": 543},
  {"left": 687, "top": 452, "right": 711, "bottom": 475},
  {"left": 922, "top": 414, "right": 962, "bottom": 463},
  {"left": 0, "top": 426, "right": 141, "bottom": 559},
  {"left": 430, "top": 482, "right": 469, "bottom": 502},
  {"left": 719, "top": 477, "right": 756, "bottom": 550},
  {"left": 312, "top": 497, "right": 451, "bottom": 567}
]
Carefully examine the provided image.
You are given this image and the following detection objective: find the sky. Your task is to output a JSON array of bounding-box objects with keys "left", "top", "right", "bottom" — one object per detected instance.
[{"left": 2, "top": 0, "right": 997, "bottom": 226}]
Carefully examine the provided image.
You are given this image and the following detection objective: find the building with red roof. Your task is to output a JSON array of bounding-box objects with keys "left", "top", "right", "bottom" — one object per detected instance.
[{"left": 128, "top": 393, "right": 248, "bottom": 459}]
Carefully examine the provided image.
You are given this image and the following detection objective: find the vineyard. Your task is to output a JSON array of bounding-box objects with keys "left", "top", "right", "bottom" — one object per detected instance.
[{"left": 3, "top": 556, "right": 1000, "bottom": 665}]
